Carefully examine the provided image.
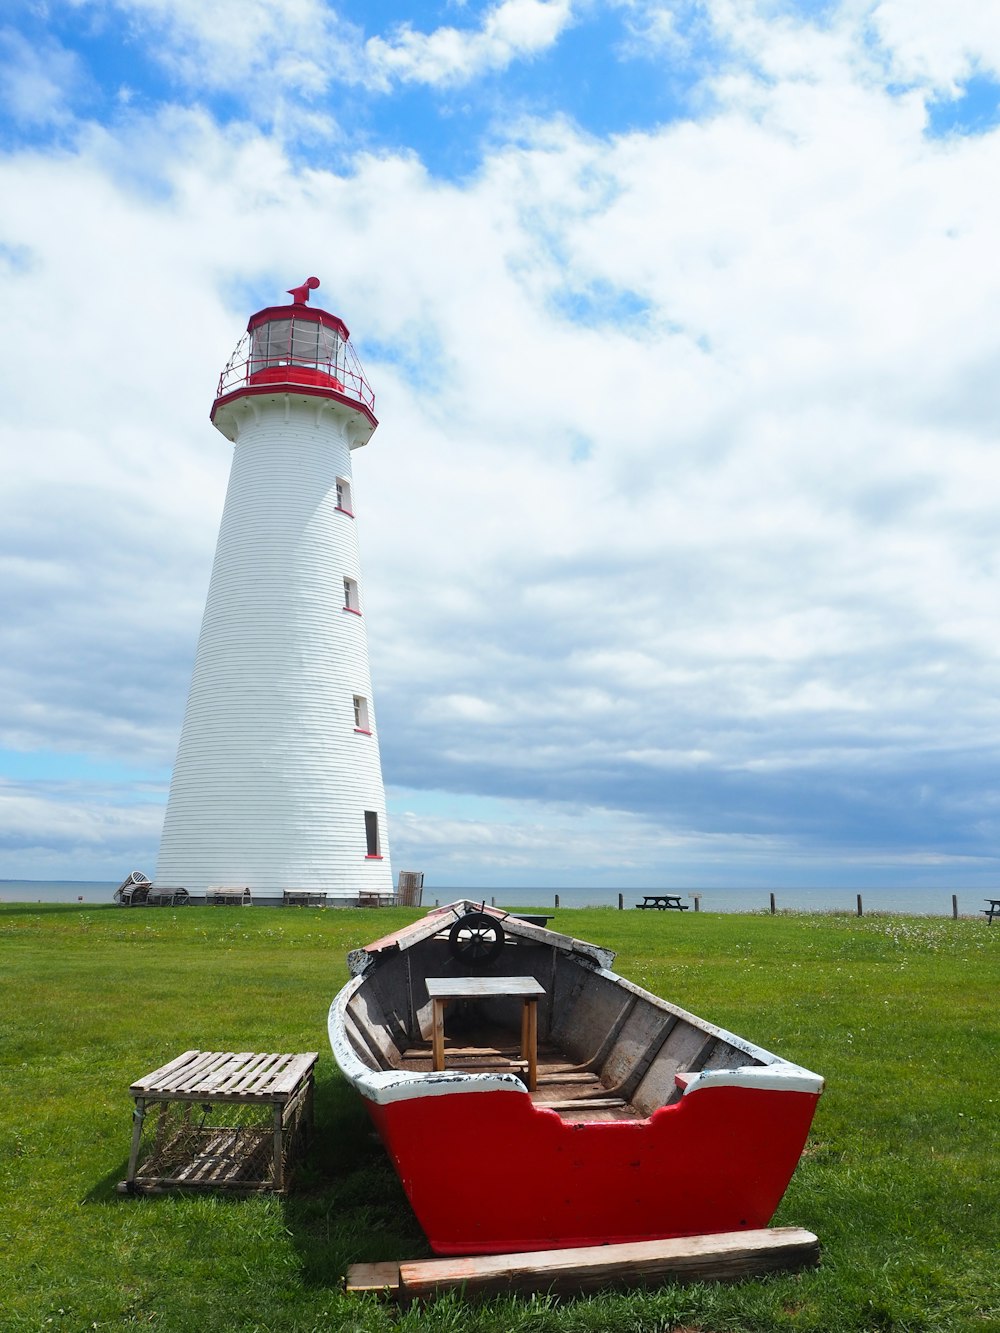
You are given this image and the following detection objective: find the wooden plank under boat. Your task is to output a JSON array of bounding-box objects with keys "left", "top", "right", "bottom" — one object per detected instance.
[
  {"left": 329, "top": 901, "right": 824, "bottom": 1257},
  {"left": 346, "top": 1227, "right": 822, "bottom": 1299}
]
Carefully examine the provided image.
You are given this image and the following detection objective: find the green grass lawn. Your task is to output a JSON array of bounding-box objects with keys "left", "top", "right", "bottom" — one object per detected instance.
[{"left": 0, "top": 903, "right": 996, "bottom": 1332}]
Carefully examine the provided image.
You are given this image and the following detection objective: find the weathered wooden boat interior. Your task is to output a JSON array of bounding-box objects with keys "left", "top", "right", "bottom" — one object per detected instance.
[{"left": 343, "top": 910, "right": 767, "bottom": 1123}]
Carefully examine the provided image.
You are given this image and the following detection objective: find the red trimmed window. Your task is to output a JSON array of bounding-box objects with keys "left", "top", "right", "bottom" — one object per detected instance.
[
  {"left": 353, "top": 695, "right": 371, "bottom": 733},
  {"left": 364, "top": 810, "right": 381, "bottom": 858},
  {"left": 335, "top": 477, "right": 354, "bottom": 516}
]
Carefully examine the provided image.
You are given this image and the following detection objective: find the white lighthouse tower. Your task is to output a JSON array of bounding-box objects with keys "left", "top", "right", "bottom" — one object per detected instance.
[{"left": 156, "top": 279, "right": 393, "bottom": 902}]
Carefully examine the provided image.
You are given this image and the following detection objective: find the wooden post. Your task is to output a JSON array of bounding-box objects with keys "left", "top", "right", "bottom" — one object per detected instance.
[
  {"left": 431, "top": 999, "right": 446, "bottom": 1072},
  {"left": 952, "top": 893, "right": 958, "bottom": 920},
  {"left": 856, "top": 894, "right": 863, "bottom": 917},
  {"left": 272, "top": 1104, "right": 284, "bottom": 1192},
  {"left": 769, "top": 892, "right": 776, "bottom": 915},
  {"left": 491, "top": 896, "right": 495, "bottom": 907},
  {"left": 520, "top": 998, "right": 539, "bottom": 1092},
  {"left": 554, "top": 894, "right": 560, "bottom": 909},
  {"left": 125, "top": 1097, "right": 146, "bottom": 1189},
  {"left": 691, "top": 894, "right": 701, "bottom": 912},
  {"left": 618, "top": 893, "right": 624, "bottom": 910}
]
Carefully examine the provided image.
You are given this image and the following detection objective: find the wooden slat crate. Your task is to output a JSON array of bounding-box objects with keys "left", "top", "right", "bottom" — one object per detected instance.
[{"left": 117, "top": 1050, "right": 318, "bottom": 1195}]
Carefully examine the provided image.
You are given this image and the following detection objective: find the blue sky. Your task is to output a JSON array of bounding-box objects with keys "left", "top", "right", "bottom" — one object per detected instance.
[{"left": 4, "top": 0, "right": 1000, "bottom": 888}]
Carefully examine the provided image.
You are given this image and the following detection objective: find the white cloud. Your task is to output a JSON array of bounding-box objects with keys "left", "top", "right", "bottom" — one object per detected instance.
[
  {"left": 365, "top": 0, "right": 575, "bottom": 88},
  {"left": 870, "top": 0, "right": 1000, "bottom": 90},
  {"left": 61, "top": 0, "right": 575, "bottom": 104},
  {"left": 0, "top": 26, "right": 83, "bottom": 126},
  {"left": 0, "top": 777, "right": 165, "bottom": 879},
  {"left": 68, "top": 0, "right": 361, "bottom": 103}
]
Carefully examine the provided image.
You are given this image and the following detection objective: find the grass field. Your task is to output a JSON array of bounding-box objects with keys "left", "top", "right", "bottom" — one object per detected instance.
[{"left": 0, "top": 902, "right": 996, "bottom": 1332}]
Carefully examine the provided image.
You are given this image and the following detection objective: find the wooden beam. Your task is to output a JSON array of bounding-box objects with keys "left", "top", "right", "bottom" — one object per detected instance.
[
  {"left": 345, "top": 1227, "right": 819, "bottom": 1302},
  {"left": 345, "top": 1262, "right": 401, "bottom": 1296}
]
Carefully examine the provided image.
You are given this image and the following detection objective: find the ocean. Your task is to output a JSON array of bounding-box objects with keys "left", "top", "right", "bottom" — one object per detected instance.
[{"left": 0, "top": 879, "right": 985, "bottom": 916}]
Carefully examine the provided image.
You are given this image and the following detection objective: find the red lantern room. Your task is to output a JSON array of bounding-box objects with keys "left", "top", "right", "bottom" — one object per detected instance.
[{"left": 210, "top": 277, "right": 378, "bottom": 445}]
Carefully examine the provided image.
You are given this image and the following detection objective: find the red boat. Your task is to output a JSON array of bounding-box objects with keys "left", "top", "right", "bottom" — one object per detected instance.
[{"left": 329, "top": 902, "right": 823, "bottom": 1256}]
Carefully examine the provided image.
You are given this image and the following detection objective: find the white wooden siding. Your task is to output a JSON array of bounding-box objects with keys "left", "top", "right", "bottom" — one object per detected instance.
[{"left": 157, "top": 395, "right": 392, "bottom": 895}]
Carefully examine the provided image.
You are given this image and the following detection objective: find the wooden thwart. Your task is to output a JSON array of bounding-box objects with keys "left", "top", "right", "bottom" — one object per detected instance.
[{"left": 346, "top": 1227, "right": 820, "bottom": 1301}]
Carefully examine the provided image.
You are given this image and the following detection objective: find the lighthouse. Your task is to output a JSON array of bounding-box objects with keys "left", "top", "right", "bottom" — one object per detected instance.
[{"left": 156, "top": 279, "right": 393, "bottom": 902}]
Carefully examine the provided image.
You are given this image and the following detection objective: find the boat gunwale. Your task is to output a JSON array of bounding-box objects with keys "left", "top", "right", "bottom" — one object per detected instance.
[{"left": 330, "top": 950, "right": 824, "bottom": 1108}]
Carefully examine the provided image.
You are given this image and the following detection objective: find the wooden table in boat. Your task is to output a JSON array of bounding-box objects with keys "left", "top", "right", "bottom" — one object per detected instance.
[
  {"left": 425, "top": 976, "right": 546, "bottom": 1092},
  {"left": 636, "top": 894, "right": 689, "bottom": 911}
]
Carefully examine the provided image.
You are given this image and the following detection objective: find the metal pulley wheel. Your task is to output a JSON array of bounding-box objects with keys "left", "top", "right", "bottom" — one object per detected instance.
[{"left": 447, "top": 911, "right": 506, "bottom": 966}]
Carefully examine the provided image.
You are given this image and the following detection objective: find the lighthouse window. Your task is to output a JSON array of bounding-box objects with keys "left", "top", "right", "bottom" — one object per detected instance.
[
  {"left": 353, "top": 695, "right": 370, "bottom": 732},
  {"left": 336, "top": 477, "right": 353, "bottom": 515},
  {"left": 250, "top": 319, "right": 291, "bottom": 371},
  {"left": 343, "top": 577, "right": 360, "bottom": 614},
  {"left": 364, "top": 811, "right": 381, "bottom": 858},
  {"left": 249, "top": 318, "right": 342, "bottom": 372}
]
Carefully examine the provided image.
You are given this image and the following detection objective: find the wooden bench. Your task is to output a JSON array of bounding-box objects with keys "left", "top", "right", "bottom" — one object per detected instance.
[
  {"left": 282, "top": 890, "right": 326, "bottom": 908},
  {"left": 636, "top": 894, "right": 689, "bottom": 911},
  {"left": 207, "top": 886, "right": 252, "bottom": 906},
  {"left": 119, "top": 1049, "right": 318, "bottom": 1195},
  {"left": 983, "top": 899, "right": 1000, "bottom": 925}
]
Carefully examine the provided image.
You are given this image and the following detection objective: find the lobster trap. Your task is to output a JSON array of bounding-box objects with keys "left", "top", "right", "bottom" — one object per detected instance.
[{"left": 118, "top": 1050, "right": 318, "bottom": 1195}]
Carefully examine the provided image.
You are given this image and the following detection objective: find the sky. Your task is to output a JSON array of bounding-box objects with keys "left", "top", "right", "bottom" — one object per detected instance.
[{"left": 3, "top": 0, "right": 1000, "bottom": 890}]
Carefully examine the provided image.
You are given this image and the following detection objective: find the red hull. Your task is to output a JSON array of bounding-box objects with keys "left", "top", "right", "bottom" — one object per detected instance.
[{"left": 365, "top": 1081, "right": 820, "bottom": 1256}]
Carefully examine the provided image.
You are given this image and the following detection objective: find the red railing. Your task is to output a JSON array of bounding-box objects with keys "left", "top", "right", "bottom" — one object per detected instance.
[{"left": 215, "top": 331, "right": 376, "bottom": 413}]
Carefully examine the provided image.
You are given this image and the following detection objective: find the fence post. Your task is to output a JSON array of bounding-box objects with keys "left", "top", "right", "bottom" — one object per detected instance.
[
  {"left": 618, "top": 893, "right": 624, "bottom": 911},
  {"left": 952, "top": 893, "right": 958, "bottom": 920},
  {"left": 691, "top": 894, "right": 701, "bottom": 912},
  {"left": 856, "top": 894, "right": 863, "bottom": 917},
  {"left": 554, "top": 894, "right": 560, "bottom": 910},
  {"left": 769, "top": 892, "right": 776, "bottom": 915}
]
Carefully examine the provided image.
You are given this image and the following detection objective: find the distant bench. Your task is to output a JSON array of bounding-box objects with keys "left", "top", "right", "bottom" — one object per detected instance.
[
  {"left": 636, "top": 894, "right": 689, "bottom": 911},
  {"left": 984, "top": 899, "right": 1000, "bottom": 925},
  {"left": 207, "top": 886, "right": 252, "bottom": 906}
]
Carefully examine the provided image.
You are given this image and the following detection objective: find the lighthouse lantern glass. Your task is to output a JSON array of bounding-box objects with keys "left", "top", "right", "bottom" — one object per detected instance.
[{"left": 250, "top": 316, "right": 343, "bottom": 375}]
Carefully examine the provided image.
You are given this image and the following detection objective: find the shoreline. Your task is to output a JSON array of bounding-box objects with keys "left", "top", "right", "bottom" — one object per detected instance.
[{"left": 0, "top": 879, "right": 992, "bottom": 919}]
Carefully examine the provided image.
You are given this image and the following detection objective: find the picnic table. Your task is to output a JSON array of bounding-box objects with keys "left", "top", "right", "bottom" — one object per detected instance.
[
  {"left": 984, "top": 898, "right": 1000, "bottom": 924},
  {"left": 635, "top": 894, "right": 689, "bottom": 911}
]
